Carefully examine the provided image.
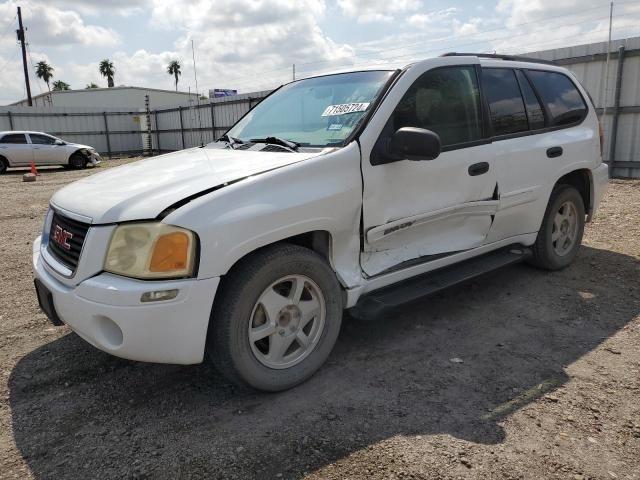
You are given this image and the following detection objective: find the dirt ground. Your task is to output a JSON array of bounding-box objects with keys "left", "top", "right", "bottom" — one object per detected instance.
[{"left": 0, "top": 160, "right": 639, "bottom": 480}]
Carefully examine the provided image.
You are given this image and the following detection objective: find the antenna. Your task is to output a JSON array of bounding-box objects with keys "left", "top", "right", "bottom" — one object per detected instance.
[{"left": 191, "top": 39, "right": 205, "bottom": 146}]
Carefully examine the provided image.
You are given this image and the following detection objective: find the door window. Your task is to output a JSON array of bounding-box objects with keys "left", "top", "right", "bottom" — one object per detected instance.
[
  {"left": 482, "top": 68, "right": 528, "bottom": 136},
  {"left": 526, "top": 70, "right": 587, "bottom": 126},
  {"left": 0, "top": 133, "right": 27, "bottom": 144},
  {"left": 29, "top": 134, "right": 57, "bottom": 145},
  {"left": 515, "top": 70, "right": 546, "bottom": 130},
  {"left": 390, "top": 66, "right": 483, "bottom": 147}
]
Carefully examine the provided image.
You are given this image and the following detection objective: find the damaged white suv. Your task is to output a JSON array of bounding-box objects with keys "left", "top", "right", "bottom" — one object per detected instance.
[{"left": 33, "top": 54, "right": 608, "bottom": 391}]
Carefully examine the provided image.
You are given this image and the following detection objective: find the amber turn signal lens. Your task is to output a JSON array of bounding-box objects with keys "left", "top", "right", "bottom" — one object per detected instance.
[{"left": 149, "top": 232, "right": 190, "bottom": 272}]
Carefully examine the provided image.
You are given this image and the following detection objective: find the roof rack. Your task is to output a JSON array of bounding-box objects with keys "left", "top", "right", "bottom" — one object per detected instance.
[{"left": 440, "top": 52, "right": 556, "bottom": 66}]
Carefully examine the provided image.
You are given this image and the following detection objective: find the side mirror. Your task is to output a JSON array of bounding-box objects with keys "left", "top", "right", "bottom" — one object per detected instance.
[
  {"left": 388, "top": 127, "right": 441, "bottom": 161},
  {"left": 54, "top": 139, "right": 65, "bottom": 146}
]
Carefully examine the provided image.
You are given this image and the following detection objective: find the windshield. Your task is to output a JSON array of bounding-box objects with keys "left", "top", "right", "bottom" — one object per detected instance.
[{"left": 226, "top": 70, "right": 394, "bottom": 148}]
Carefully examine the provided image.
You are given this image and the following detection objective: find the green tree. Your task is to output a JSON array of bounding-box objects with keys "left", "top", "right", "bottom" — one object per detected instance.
[
  {"left": 85, "top": 83, "right": 99, "bottom": 89},
  {"left": 99, "top": 59, "right": 115, "bottom": 88},
  {"left": 34, "top": 61, "right": 54, "bottom": 92},
  {"left": 167, "top": 60, "right": 181, "bottom": 91},
  {"left": 52, "top": 80, "right": 71, "bottom": 91}
]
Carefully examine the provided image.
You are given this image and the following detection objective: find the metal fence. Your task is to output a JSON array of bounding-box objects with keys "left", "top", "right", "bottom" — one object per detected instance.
[
  {"left": 0, "top": 106, "right": 145, "bottom": 156},
  {"left": 153, "top": 91, "right": 270, "bottom": 152},
  {"left": 0, "top": 90, "right": 271, "bottom": 158}
]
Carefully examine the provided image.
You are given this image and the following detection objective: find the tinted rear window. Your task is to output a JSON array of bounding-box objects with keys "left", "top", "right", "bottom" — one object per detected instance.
[
  {"left": 1, "top": 133, "right": 28, "bottom": 144},
  {"left": 515, "top": 70, "right": 545, "bottom": 130},
  {"left": 482, "top": 68, "right": 528, "bottom": 136},
  {"left": 526, "top": 70, "right": 587, "bottom": 126}
]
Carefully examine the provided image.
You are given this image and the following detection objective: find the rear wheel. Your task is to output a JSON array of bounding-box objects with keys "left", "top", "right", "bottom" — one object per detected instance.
[
  {"left": 529, "top": 185, "right": 585, "bottom": 270},
  {"left": 207, "top": 244, "right": 343, "bottom": 392},
  {"left": 0, "top": 156, "right": 8, "bottom": 174},
  {"left": 69, "top": 152, "right": 87, "bottom": 169}
]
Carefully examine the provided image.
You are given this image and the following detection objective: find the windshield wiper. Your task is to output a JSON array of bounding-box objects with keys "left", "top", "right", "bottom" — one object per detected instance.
[
  {"left": 217, "top": 134, "right": 244, "bottom": 149},
  {"left": 248, "top": 136, "right": 300, "bottom": 152}
]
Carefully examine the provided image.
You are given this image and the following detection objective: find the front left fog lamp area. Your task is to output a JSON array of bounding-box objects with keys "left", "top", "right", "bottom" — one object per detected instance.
[{"left": 140, "top": 289, "right": 179, "bottom": 303}]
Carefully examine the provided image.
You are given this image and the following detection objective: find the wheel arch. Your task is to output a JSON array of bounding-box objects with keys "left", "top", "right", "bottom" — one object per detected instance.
[
  {"left": 221, "top": 230, "right": 336, "bottom": 281},
  {"left": 0, "top": 154, "right": 9, "bottom": 169},
  {"left": 553, "top": 168, "right": 593, "bottom": 220}
]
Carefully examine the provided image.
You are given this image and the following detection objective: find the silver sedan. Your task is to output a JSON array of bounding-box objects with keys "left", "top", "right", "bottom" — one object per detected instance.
[{"left": 0, "top": 131, "right": 101, "bottom": 174}]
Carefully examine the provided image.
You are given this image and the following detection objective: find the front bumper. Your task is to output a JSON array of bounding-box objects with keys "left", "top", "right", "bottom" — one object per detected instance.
[{"left": 32, "top": 236, "right": 219, "bottom": 364}]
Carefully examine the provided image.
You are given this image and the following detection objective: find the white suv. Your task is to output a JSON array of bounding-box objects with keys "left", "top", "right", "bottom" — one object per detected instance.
[{"left": 33, "top": 54, "right": 608, "bottom": 391}]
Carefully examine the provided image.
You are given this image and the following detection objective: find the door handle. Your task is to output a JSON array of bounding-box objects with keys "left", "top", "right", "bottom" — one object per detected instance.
[
  {"left": 468, "top": 162, "right": 490, "bottom": 176},
  {"left": 546, "top": 146, "right": 563, "bottom": 158}
]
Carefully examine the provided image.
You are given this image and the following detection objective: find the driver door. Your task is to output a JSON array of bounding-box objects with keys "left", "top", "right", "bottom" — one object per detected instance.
[
  {"left": 358, "top": 60, "right": 499, "bottom": 276},
  {"left": 28, "top": 133, "right": 68, "bottom": 165}
]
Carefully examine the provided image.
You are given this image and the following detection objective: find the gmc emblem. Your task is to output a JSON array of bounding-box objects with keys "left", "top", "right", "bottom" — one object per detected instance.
[{"left": 52, "top": 224, "right": 73, "bottom": 250}]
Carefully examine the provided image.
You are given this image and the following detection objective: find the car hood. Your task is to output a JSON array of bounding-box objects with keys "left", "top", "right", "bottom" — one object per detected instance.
[
  {"left": 50, "top": 146, "right": 325, "bottom": 224},
  {"left": 66, "top": 142, "right": 94, "bottom": 150}
]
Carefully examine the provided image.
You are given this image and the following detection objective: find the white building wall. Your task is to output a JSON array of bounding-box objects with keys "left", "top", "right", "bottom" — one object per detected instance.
[{"left": 12, "top": 87, "right": 200, "bottom": 110}]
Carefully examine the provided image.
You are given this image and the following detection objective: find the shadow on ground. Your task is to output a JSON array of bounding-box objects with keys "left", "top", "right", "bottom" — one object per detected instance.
[{"left": 9, "top": 246, "right": 639, "bottom": 479}]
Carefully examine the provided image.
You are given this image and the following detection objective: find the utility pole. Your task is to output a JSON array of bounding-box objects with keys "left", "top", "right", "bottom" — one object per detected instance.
[{"left": 17, "top": 7, "right": 32, "bottom": 106}]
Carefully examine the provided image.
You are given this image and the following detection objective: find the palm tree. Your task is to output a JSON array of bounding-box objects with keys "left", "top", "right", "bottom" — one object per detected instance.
[
  {"left": 167, "top": 60, "right": 181, "bottom": 91},
  {"left": 52, "top": 80, "right": 70, "bottom": 91},
  {"left": 99, "top": 59, "right": 115, "bottom": 88},
  {"left": 35, "top": 61, "right": 54, "bottom": 92},
  {"left": 85, "top": 83, "right": 99, "bottom": 89}
]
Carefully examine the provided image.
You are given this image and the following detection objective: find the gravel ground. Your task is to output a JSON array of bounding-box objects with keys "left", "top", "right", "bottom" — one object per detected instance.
[{"left": 0, "top": 161, "right": 639, "bottom": 480}]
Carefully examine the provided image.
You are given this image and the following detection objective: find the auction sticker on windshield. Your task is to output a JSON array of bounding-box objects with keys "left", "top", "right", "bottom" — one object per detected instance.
[{"left": 321, "top": 102, "right": 370, "bottom": 117}]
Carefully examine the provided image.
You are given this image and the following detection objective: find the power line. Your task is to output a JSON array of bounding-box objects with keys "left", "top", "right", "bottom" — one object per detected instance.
[
  {"left": 26, "top": 42, "right": 44, "bottom": 95},
  {"left": 229, "top": 11, "right": 625, "bottom": 90}
]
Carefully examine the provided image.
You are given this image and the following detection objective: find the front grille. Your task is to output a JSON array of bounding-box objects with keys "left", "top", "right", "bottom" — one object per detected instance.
[{"left": 47, "top": 212, "right": 90, "bottom": 273}]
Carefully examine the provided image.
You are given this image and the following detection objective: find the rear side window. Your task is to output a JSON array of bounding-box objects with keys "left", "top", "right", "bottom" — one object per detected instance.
[
  {"left": 482, "top": 68, "right": 528, "bottom": 136},
  {"left": 515, "top": 70, "right": 545, "bottom": 130},
  {"left": 0, "top": 133, "right": 27, "bottom": 144},
  {"left": 526, "top": 70, "right": 587, "bottom": 126}
]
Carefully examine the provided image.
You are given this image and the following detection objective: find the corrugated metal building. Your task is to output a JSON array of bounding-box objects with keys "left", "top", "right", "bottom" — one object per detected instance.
[
  {"left": 10, "top": 86, "right": 201, "bottom": 109},
  {"left": 527, "top": 36, "right": 640, "bottom": 178}
]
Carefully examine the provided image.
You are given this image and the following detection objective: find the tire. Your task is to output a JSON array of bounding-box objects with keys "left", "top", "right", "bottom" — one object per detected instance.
[
  {"left": 0, "top": 156, "right": 8, "bottom": 174},
  {"left": 207, "top": 243, "right": 343, "bottom": 392},
  {"left": 529, "top": 184, "right": 585, "bottom": 270},
  {"left": 68, "top": 152, "right": 87, "bottom": 169}
]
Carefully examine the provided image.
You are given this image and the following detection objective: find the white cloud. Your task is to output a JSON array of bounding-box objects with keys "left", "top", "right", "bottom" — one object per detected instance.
[
  {"left": 338, "top": 0, "right": 421, "bottom": 23},
  {"left": 41, "top": 0, "right": 147, "bottom": 17},
  {"left": 407, "top": 8, "right": 458, "bottom": 27},
  {"left": 62, "top": 0, "right": 356, "bottom": 95},
  {"left": 0, "top": 0, "right": 121, "bottom": 48}
]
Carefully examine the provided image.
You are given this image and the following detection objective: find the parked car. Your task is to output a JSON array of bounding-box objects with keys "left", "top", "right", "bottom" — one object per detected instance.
[
  {"left": 32, "top": 53, "right": 608, "bottom": 391},
  {"left": 0, "top": 131, "right": 100, "bottom": 173}
]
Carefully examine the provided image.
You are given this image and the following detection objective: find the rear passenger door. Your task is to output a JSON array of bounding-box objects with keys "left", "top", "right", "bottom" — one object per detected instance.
[
  {"left": 480, "top": 65, "right": 591, "bottom": 243},
  {"left": 0, "top": 133, "right": 34, "bottom": 166}
]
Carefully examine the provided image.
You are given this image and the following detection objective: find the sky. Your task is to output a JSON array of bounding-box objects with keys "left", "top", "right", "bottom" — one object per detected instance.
[{"left": 0, "top": 0, "right": 639, "bottom": 105}]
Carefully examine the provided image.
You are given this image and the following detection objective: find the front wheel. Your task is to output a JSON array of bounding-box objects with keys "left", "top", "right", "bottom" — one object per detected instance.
[
  {"left": 68, "top": 152, "right": 87, "bottom": 169},
  {"left": 207, "top": 244, "right": 343, "bottom": 391},
  {"left": 529, "top": 185, "right": 585, "bottom": 270},
  {"left": 0, "top": 156, "right": 8, "bottom": 174}
]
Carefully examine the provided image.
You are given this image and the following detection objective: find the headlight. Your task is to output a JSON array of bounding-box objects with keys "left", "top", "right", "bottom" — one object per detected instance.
[{"left": 104, "top": 223, "right": 197, "bottom": 279}]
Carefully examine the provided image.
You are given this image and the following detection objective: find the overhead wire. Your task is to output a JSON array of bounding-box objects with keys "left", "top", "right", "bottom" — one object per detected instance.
[
  {"left": 223, "top": 3, "right": 619, "bottom": 87},
  {"left": 228, "top": 9, "right": 626, "bottom": 90}
]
